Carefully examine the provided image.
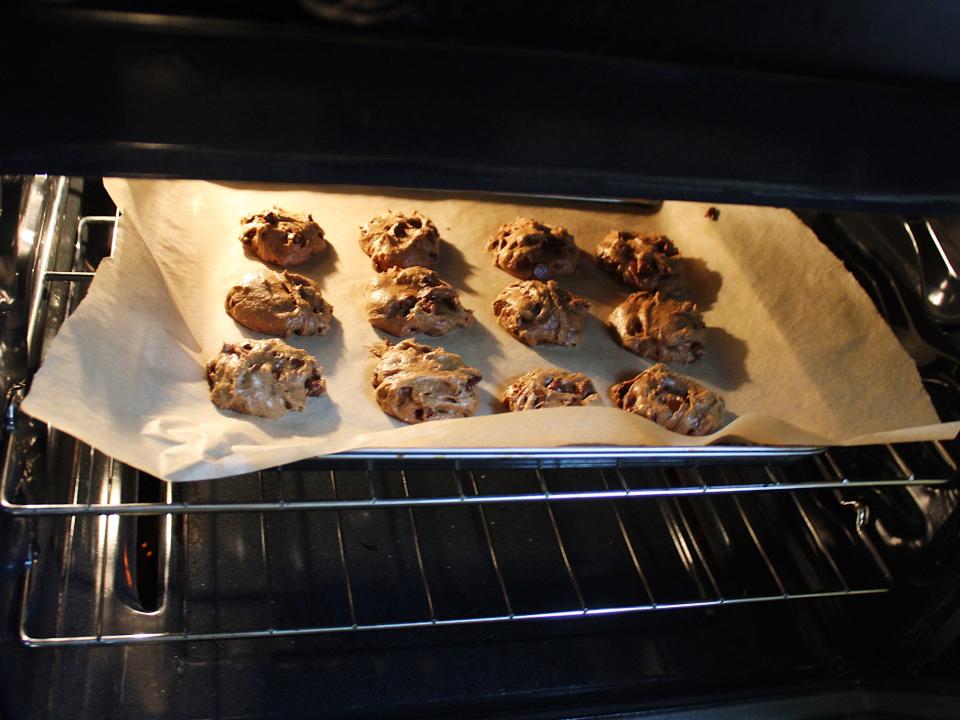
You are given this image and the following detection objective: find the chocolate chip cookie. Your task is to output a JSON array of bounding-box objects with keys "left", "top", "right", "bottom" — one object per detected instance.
[
  {"left": 503, "top": 368, "right": 599, "bottom": 411},
  {"left": 610, "top": 363, "right": 724, "bottom": 436},
  {"left": 596, "top": 231, "right": 684, "bottom": 295},
  {"left": 487, "top": 217, "right": 579, "bottom": 280},
  {"left": 609, "top": 291, "right": 705, "bottom": 363},
  {"left": 365, "top": 266, "right": 474, "bottom": 337},
  {"left": 240, "top": 208, "right": 326, "bottom": 266},
  {"left": 492, "top": 280, "right": 590, "bottom": 347},
  {"left": 207, "top": 339, "right": 326, "bottom": 419},
  {"left": 226, "top": 270, "right": 333, "bottom": 337},
  {"left": 371, "top": 339, "right": 482, "bottom": 424},
  {"left": 359, "top": 210, "right": 440, "bottom": 271}
]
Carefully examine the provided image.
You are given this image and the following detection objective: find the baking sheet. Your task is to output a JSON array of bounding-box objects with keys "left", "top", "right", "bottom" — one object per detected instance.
[{"left": 21, "top": 179, "right": 959, "bottom": 481}]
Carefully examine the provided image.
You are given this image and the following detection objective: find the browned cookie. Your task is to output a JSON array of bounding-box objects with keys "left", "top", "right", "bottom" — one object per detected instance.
[
  {"left": 371, "top": 339, "right": 481, "bottom": 424},
  {"left": 610, "top": 363, "right": 724, "bottom": 436},
  {"left": 609, "top": 291, "right": 705, "bottom": 363},
  {"left": 207, "top": 339, "right": 326, "bottom": 419},
  {"left": 503, "top": 368, "right": 599, "bottom": 411},
  {"left": 487, "top": 217, "right": 579, "bottom": 280},
  {"left": 492, "top": 280, "right": 590, "bottom": 346},
  {"left": 240, "top": 208, "right": 326, "bottom": 266},
  {"left": 596, "top": 231, "right": 684, "bottom": 294},
  {"left": 226, "top": 270, "right": 333, "bottom": 337},
  {"left": 359, "top": 211, "right": 440, "bottom": 271},
  {"left": 365, "top": 266, "right": 474, "bottom": 337}
]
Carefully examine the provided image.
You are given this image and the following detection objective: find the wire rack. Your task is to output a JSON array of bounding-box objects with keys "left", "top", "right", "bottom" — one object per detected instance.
[{"left": 6, "top": 187, "right": 960, "bottom": 647}]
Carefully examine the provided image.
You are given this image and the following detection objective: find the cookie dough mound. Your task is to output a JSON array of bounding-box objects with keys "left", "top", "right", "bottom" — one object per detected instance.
[
  {"left": 503, "top": 368, "right": 599, "bottom": 411},
  {"left": 365, "top": 266, "right": 474, "bottom": 337},
  {"left": 487, "top": 217, "right": 579, "bottom": 280},
  {"left": 492, "top": 280, "right": 590, "bottom": 346},
  {"left": 610, "top": 363, "right": 724, "bottom": 436},
  {"left": 226, "top": 270, "right": 333, "bottom": 337},
  {"left": 240, "top": 208, "right": 326, "bottom": 266},
  {"left": 359, "top": 210, "right": 440, "bottom": 271},
  {"left": 596, "top": 231, "right": 684, "bottom": 294},
  {"left": 371, "top": 339, "right": 481, "bottom": 424},
  {"left": 609, "top": 291, "right": 705, "bottom": 363},
  {"left": 207, "top": 339, "right": 326, "bottom": 419}
]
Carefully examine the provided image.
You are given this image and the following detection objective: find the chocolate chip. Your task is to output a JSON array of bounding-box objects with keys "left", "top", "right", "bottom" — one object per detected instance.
[{"left": 705, "top": 207, "right": 720, "bottom": 221}]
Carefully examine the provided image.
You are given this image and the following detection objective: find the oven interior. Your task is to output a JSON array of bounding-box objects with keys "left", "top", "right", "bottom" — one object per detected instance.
[{"left": 2, "top": 176, "right": 960, "bottom": 719}]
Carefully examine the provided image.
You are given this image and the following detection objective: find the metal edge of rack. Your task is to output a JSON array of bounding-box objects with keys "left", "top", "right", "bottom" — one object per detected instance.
[
  {"left": 1, "top": 471, "right": 951, "bottom": 516},
  {"left": 18, "top": 574, "right": 889, "bottom": 648}
]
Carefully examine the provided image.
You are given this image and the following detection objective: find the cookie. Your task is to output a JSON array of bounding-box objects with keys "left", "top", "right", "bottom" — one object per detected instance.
[
  {"left": 371, "top": 339, "right": 481, "bottom": 423},
  {"left": 365, "top": 266, "right": 474, "bottom": 337},
  {"left": 226, "top": 270, "right": 333, "bottom": 337},
  {"left": 503, "top": 368, "right": 599, "bottom": 411},
  {"left": 359, "top": 211, "right": 440, "bottom": 271},
  {"left": 492, "top": 279, "right": 590, "bottom": 346},
  {"left": 487, "top": 217, "right": 579, "bottom": 280},
  {"left": 609, "top": 291, "right": 705, "bottom": 363},
  {"left": 610, "top": 363, "right": 724, "bottom": 436},
  {"left": 596, "top": 231, "right": 684, "bottom": 295},
  {"left": 240, "top": 208, "right": 326, "bottom": 266},
  {"left": 207, "top": 339, "right": 326, "bottom": 419}
]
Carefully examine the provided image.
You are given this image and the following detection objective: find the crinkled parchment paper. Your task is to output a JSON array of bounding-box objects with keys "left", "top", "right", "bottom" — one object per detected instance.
[{"left": 21, "top": 179, "right": 958, "bottom": 480}]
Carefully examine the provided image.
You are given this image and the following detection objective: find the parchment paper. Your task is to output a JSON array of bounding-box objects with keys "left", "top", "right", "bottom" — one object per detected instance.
[{"left": 21, "top": 179, "right": 959, "bottom": 481}]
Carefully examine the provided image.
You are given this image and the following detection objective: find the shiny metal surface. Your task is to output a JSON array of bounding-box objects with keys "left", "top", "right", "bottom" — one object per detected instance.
[{"left": 906, "top": 219, "right": 960, "bottom": 324}]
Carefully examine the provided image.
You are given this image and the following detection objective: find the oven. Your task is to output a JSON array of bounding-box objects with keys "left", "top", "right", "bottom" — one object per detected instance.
[{"left": 3, "top": 3, "right": 960, "bottom": 719}]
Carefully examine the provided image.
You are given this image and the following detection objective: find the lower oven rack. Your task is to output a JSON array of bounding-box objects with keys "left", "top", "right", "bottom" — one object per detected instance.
[{"left": 18, "top": 461, "right": 912, "bottom": 647}]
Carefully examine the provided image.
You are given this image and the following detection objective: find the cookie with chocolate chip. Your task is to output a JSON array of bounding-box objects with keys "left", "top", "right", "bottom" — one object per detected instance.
[
  {"left": 609, "top": 291, "right": 705, "bottom": 363},
  {"left": 487, "top": 217, "right": 579, "bottom": 280},
  {"left": 360, "top": 211, "right": 440, "bottom": 271},
  {"left": 207, "top": 339, "right": 326, "bottom": 419},
  {"left": 503, "top": 368, "right": 599, "bottom": 411},
  {"left": 610, "top": 363, "right": 724, "bottom": 436},
  {"left": 365, "top": 266, "right": 473, "bottom": 337},
  {"left": 492, "top": 279, "right": 590, "bottom": 347},
  {"left": 596, "top": 231, "right": 684, "bottom": 295},
  {"left": 240, "top": 208, "right": 326, "bottom": 266},
  {"left": 226, "top": 270, "right": 333, "bottom": 337},
  {"left": 371, "top": 339, "right": 481, "bottom": 424}
]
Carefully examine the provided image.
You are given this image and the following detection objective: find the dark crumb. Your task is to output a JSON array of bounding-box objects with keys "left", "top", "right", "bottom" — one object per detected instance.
[{"left": 705, "top": 207, "right": 720, "bottom": 221}]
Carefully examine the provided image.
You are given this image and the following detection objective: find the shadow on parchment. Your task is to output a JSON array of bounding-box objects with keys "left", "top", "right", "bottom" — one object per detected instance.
[
  {"left": 702, "top": 326, "right": 749, "bottom": 391},
  {"left": 437, "top": 238, "right": 477, "bottom": 293},
  {"left": 682, "top": 256, "right": 722, "bottom": 311}
]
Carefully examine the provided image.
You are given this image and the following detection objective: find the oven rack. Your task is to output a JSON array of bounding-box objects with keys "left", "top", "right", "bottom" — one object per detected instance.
[
  {"left": 2, "top": 433, "right": 956, "bottom": 516},
  {"left": 19, "top": 463, "right": 902, "bottom": 647}
]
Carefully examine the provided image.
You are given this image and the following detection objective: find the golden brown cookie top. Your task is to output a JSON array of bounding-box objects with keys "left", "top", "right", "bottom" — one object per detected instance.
[
  {"left": 365, "top": 266, "right": 473, "bottom": 337},
  {"left": 206, "top": 338, "right": 325, "bottom": 419},
  {"left": 492, "top": 279, "right": 590, "bottom": 347},
  {"left": 226, "top": 270, "right": 333, "bottom": 337},
  {"left": 596, "top": 231, "right": 684, "bottom": 295},
  {"left": 360, "top": 211, "right": 440, "bottom": 271},
  {"left": 487, "top": 217, "right": 579, "bottom": 280},
  {"left": 610, "top": 363, "right": 724, "bottom": 436},
  {"left": 240, "top": 208, "right": 326, "bottom": 267},
  {"left": 503, "top": 368, "right": 599, "bottom": 411},
  {"left": 609, "top": 291, "right": 704, "bottom": 363}
]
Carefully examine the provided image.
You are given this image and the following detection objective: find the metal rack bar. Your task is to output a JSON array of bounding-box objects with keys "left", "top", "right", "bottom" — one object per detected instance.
[
  {"left": 400, "top": 470, "right": 437, "bottom": 623},
  {"left": 19, "top": 585, "right": 890, "bottom": 648},
  {"left": 465, "top": 471, "right": 514, "bottom": 617},
  {"left": 602, "top": 470, "right": 655, "bottom": 605},
  {"left": 329, "top": 472, "right": 357, "bottom": 627},
  {"left": 535, "top": 470, "right": 587, "bottom": 611},
  {"left": 3, "top": 467, "right": 950, "bottom": 516}
]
